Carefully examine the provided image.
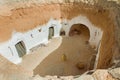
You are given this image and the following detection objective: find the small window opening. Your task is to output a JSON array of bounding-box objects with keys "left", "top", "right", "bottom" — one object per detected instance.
[{"left": 38, "top": 29, "right": 41, "bottom": 32}]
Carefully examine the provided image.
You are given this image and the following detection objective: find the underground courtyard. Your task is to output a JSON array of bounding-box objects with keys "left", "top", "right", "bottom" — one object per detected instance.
[{"left": 0, "top": 0, "right": 120, "bottom": 80}]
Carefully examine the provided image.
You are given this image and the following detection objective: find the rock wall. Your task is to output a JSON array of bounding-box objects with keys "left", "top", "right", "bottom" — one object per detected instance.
[
  {"left": 0, "top": 4, "right": 61, "bottom": 42},
  {"left": 0, "top": 1, "right": 118, "bottom": 68},
  {"left": 60, "top": 3, "right": 116, "bottom": 68}
]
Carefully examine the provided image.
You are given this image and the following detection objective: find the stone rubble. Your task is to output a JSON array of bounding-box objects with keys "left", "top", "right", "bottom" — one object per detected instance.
[
  {"left": 108, "top": 68, "right": 120, "bottom": 80},
  {"left": 31, "top": 69, "right": 120, "bottom": 80}
]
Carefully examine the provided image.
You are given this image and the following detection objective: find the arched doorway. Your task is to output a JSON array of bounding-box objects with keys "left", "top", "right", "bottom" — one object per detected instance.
[
  {"left": 48, "top": 27, "right": 54, "bottom": 40},
  {"left": 69, "top": 24, "right": 90, "bottom": 40},
  {"left": 15, "top": 41, "right": 26, "bottom": 57}
]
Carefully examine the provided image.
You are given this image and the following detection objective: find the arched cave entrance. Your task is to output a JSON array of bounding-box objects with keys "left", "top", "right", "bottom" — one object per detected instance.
[{"left": 69, "top": 24, "right": 90, "bottom": 40}]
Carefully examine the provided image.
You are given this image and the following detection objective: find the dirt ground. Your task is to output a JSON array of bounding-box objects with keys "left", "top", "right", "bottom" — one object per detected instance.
[
  {"left": 19, "top": 37, "right": 62, "bottom": 71},
  {"left": 34, "top": 35, "right": 96, "bottom": 76}
]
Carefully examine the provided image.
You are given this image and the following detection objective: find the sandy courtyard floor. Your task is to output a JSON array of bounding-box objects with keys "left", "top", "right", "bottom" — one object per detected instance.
[
  {"left": 19, "top": 37, "right": 62, "bottom": 72},
  {"left": 34, "top": 35, "right": 96, "bottom": 76}
]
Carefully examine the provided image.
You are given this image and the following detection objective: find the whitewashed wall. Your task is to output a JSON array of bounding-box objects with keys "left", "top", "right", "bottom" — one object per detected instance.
[
  {"left": 0, "top": 19, "right": 62, "bottom": 64},
  {"left": 0, "top": 15, "right": 103, "bottom": 64},
  {"left": 62, "top": 16, "right": 103, "bottom": 49}
]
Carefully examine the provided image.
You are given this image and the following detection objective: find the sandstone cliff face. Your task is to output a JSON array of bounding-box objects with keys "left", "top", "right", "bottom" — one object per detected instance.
[
  {"left": 1, "top": 0, "right": 120, "bottom": 16},
  {"left": 0, "top": 0, "right": 120, "bottom": 80},
  {"left": 0, "top": 0, "right": 118, "bottom": 68},
  {"left": 0, "top": 4, "right": 61, "bottom": 42}
]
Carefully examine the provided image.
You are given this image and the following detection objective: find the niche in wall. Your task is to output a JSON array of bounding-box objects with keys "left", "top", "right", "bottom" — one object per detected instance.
[{"left": 60, "top": 28, "right": 66, "bottom": 36}]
